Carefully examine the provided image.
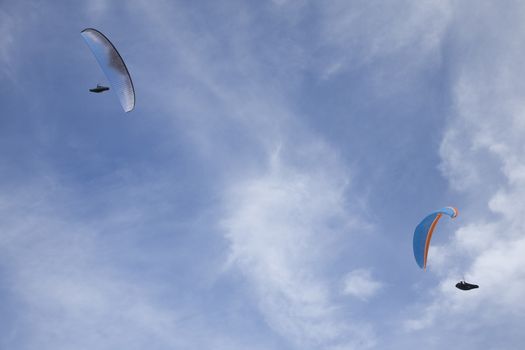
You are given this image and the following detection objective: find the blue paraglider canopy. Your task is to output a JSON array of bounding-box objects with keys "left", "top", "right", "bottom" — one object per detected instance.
[{"left": 413, "top": 207, "right": 458, "bottom": 269}]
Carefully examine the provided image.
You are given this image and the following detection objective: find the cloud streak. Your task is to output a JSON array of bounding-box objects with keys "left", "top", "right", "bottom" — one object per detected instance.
[
  {"left": 222, "top": 142, "right": 376, "bottom": 349},
  {"left": 407, "top": 2, "right": 525, "bottom": 348},
  {"left": 342, "top": 269, "right": 383, "bottom": 301}
]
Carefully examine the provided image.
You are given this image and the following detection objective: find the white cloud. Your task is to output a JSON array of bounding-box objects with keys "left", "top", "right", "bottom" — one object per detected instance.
[
  {"left": 125, "top": 2, "right": 471, "bottom": 348},
  {"left": 0, "top": 181, "right": 268, "bottom": 350},
  {"left": 222, "top": 143, "right": 376, "bottom": 349},
  {"left": 0, "top": 186, "right": 180, "bottom": 350},
  {"left": 408, "top": 1, "right": 525, "bottom": 347},
  {"left": 0, "top": 2, "right": 383, "bottom": 347},
  {"left": 3, "top": 0, "right": 497, "bottom": 348},
  {"left": 314, "top": 0, "right": 453, "bottom": 78},
  {"left": 342, "top": 269, "right": 383, "bottom": 301}
]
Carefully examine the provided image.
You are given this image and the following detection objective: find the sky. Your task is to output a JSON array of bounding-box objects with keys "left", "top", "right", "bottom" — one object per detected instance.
[{"left": 1, "top": 0, "right": 525, "bottom": 349}]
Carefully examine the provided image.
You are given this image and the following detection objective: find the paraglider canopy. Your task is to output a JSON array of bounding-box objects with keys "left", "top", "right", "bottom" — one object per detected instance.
[
  {"left": 413, "top": 207, "right": 458, "bottom": 269},
  {"left": 81, "top": 28, "right": 135, "bottom": 112}
]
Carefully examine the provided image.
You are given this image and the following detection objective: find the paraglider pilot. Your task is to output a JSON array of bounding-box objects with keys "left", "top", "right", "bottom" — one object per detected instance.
[
  {"left": 89, "top": 84, "right": 109, "bottom": 93},
  {"left": 456, "top": 281, "right": 479, "bottom": 291}
]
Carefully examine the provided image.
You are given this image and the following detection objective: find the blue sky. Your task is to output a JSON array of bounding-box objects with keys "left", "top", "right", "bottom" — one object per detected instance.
[{"left": 2, "top": 1, "right": 525, "bottom": 349}]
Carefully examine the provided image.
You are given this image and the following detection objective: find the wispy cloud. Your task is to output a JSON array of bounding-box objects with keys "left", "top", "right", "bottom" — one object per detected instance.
[
  {"left": 221, "top": 142, "right": 376, "bottom": 349},
  {"left": 407, "top": 2, "right": 525, "bottom": 347},
  {"left": 126, "top": 3, "right": 382, "bottom": 346},
  {"left": 0, "top": 9, "right": 17, "bottom": 81},
  {"left": 313, "top": 0, "right": 452, "bottom": 78},
  {"left": 7, "top": 0, "right": 525, "bottom": 349},
  {"left": 0, "top": 184, "right": 182, "bottom": 350},
  {"left": 342, "top": 269, "right": 383, "bottom": 301},
  {"left": 1, "top": 1, "right": 381, "bottom": 348},
  {"left": 0, "top": 177, "right": 275, "bottom": 350}
]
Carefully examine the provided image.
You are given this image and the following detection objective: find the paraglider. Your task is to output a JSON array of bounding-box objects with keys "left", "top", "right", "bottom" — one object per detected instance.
[
  {"left": 455, "top": 281, "right": 479, "bottom": 291},
  {"left": 89, "top": 84, "right": 109, "bottom": 93},
  {"left": 413, "top": 207, "right": 458, "bottom": 269},
  {"left": 81, "top": 28, "right": 135, "bottom": 112},
  {"left": 412, "top": 207, "right": 479, "bottom": 290}
]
